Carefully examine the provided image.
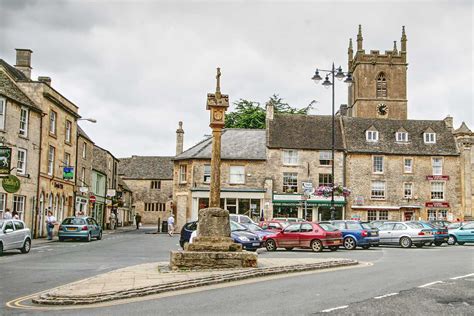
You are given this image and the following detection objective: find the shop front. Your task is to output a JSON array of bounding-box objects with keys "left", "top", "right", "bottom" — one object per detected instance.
[
  {"left": 425, "top": 202, "right": 455, "bottom": 221},
  {"left": 272, "top": 194, "right": 346, "bottom": 221}
]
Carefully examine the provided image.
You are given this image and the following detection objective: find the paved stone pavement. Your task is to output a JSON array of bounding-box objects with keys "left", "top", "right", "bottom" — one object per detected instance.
[{"left": 32, "top": 257, "right": 358, "bottom": 305}]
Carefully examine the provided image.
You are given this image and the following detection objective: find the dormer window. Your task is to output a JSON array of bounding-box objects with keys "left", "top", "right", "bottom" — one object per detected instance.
[
  {"left": 396, "top": 132, "right": 408, "bottom": 142},
  {"left": 424, "top": 132, "right": 436, "bottom": 144},
  {"left": 366, "top": 130, "right": 379, "bottom": 142}
]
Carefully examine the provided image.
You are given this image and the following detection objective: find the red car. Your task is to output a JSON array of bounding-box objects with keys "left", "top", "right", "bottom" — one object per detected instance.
[
  {"left": 259, "top": 220, "right": 289, "bottom": 232},
  {"left": 263, "top": 222, "right": 343, "bottom": 252}
]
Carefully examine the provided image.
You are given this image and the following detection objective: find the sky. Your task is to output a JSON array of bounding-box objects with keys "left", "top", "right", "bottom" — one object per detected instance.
[{"left": 0, "top": 0, "right": 472, "bottom": 158}]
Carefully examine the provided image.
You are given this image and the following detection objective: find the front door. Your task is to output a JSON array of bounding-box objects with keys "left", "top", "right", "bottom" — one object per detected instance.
[
  {"left": 404, "top": 211, "right": 414, "bottom": 221},
  {"left": 279, "top": 224, "right": 300, "bottom": 248}
]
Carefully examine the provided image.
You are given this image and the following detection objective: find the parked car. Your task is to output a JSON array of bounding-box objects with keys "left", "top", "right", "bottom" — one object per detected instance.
[
  {"left": 263, "top": 222, "right": 342, "bottom": 252},
  {"left": 447, "top": 221, "right": 472, "bottom": 230},
  {"left": 240, "top": 223, "right": 275, "bottom": 239},
  {"left": 0, "top": 219, "right": 31, "bottom": 255},
  {"left": 429, "top": 220, "right": 451, "bottom": 229},
  {"left": 58, "top": 217, "right": 102, "bottom": 242},
  {"left": 377, "top": 222, "right": 434, "bottom": 248},
  {"left": 259, "top": 220, "right": 289, "bottom": 232},
  {"left": 447, "top": 222, "right": 474, "bottom": 245},
  {"left": 322, "top": 220, "right": 379, "bottom": 250},
  {"left": 230, "top": 214, "right": 255, "bottom": 224},
  {"left": 272, "top": 217, "right": 304, "bottom": 223},
  {"left": 413, "top": 221, "right": 449, "bottom": 246},
  {"left": 179, "top": 220, "right": 262, "bottom": 251},
  {"left": 370, "top": 220, "right": 396, "bottom": 229}
]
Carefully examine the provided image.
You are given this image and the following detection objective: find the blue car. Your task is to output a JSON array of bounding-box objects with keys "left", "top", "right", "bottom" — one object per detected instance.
[
  {"left": 448, "top": 222, "right": 474, "bottom": 245},
  {"left": 414, "top": 221, "right": 449, "bottom": 246},
  {"left": 58, "top": 216, "right": 102, "bottom": 242},
  {"left": 240, "top": 223, "right": 275, "bottom": 239},
  {"left": 323, "top": 220, "right": 379, "bottom": 250},
  {"left": 179, "top": 220, "right": 262, "bottom": 251}
]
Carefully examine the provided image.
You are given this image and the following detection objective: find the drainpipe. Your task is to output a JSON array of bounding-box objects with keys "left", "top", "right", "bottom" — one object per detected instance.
[{"left": 34, "top": 111, "right": 45, "bottom": 238}]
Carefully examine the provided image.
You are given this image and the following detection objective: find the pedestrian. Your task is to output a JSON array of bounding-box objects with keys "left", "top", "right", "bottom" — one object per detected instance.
[
  {"left": 76, "top": 209, "right": 85, "bottom": 217},
  {"left": 135, "top": 213, "right": 142, "bottom": 230},
  {"left": 3, "top": 208, "right": 12, "bottom": 219},
  {"left": 260, "top": 210, "right": 264, "bottom": 222},
  {"left": 109, "top": 211, "right": 117, "bottom": 230},
  {"left": 12, "top": 210, "right": 19, "bottom": 220},
  {"left": 167, "top": 214, "right": 175, "bottom": 236},
  {"left": 45, "top": 210, "right": 57, "bottom": 240}
]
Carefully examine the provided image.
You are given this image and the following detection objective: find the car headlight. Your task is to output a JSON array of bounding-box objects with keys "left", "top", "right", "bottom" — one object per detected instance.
[{"left": 239, "top": 236, "right": 250, "bottom": 242}]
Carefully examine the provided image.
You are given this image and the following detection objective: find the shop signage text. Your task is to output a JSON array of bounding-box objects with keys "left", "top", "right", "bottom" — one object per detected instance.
[
  {"left": 2, "top": 174, "right": 20, "bottom": 193},
  {"left": 426, "top": 175, "right": 449, "bottom": 180},
  {"left": 0, "top": 146, "right": 12, "bottom": 175},
  {"left": 425, "top": 202, "right": 450, "bottom": 208}
]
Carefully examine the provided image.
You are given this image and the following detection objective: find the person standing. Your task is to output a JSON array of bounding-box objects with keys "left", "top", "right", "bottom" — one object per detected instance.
[
  {"left": 3, "top": 208, "right": 12, "bottom": 219},
  {"left": 135, "top": 213, "right": 142, "bottom": 230},
  {"left": 109, "top": 211, "right": 117, "bottom": 230},
  {"left": 45, "top": 210, "right": 57, "bottom": 240},
  {"left": 12, "top": 210, "right": 19, "bottom": 219},
  {"left": 167, "top": 214, "right": 175, "bottom": 237}
]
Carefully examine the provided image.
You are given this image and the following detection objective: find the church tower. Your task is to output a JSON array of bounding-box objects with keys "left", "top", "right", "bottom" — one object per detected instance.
[{"left": 348, "top": 25, "right": 408, "bottom": 120}]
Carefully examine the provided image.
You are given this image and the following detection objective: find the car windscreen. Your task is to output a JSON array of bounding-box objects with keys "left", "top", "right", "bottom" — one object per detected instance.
[
  {"left": 62, "top": 218, "right": 86, "bottom": 225},
  {"left": 245, "top": 224, "right": 262, "bottom": 232},
  {"left": 230, "top": 221, "right": 247, "bottom": 232},
  {"left": 319, "top": 223, "right": 338, "bottom": 231},
  {"left": 406, "top": 222, "right": 424, "bottom": 229}
]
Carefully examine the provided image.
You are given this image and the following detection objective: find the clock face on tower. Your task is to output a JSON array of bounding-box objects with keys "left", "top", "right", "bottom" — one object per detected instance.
[{"left": 377, "top": 103, "right": 388, "bottom": 116}]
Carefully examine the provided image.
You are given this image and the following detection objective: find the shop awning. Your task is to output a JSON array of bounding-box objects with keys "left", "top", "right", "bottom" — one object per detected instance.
[{"left": 272, "top": 194, "right": 346, "bottom": 206}]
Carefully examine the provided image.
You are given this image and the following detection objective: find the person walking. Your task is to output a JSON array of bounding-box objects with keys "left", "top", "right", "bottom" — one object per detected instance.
[
  {"left": 135, "top": 213, "right": 142, "bottom": 230},
  {"left": 3, "top": 208, "right": 12, "bottom": 219},
  {"left": 12, "top": 210, "right": 19, "bottom": 220},
  {"left": 167, "top": 214, "right": 175, "bottom": 237},
  {"left": 45, "top": 210, "right": 57, "bottom": 240},
  {"left": 109, "top": 211, "right": 117, "bottom": 230}
]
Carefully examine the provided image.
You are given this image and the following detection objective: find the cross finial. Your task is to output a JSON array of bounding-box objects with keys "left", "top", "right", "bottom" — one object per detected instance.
[{"left": 215, "top": 67, "right": 221, "bottom": 96}]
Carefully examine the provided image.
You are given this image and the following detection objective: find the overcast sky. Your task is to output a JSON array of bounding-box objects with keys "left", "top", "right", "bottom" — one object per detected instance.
[{"left": 0, "top": 0, "right": 472, "bottom": 158}]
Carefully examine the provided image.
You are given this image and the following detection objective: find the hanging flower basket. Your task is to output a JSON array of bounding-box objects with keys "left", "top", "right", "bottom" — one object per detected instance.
[{"left": 315, "top": 184, "right": 351, "bottom": 198}]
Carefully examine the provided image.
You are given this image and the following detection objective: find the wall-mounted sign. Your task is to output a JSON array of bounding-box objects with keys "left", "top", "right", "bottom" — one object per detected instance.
[
  {"left": 63, "top": 167, "right": 74, "bottom": 180},
  {"left": 355, "top": 195, "right": 365, "bottom": 206},
  {"left": 0, "top": 147, "right": 12, "bottom": 175},
  {"left": 106, "top": 189, "right": 116, "bottom": 197},
  {"left": 426, "top": 175, "right": 449, "bottom": 181},
  {"left": 79, "top": 186, "right": 89, "bottom": 193},
  {"left": 2, "top": 174, "right": 20, "bottom": 193},
  {"left": 425, "top": 202, "right": 450, "bottom": 208},
  {"left": 89, "top": 195, "right": 96, "bottom": 203}
]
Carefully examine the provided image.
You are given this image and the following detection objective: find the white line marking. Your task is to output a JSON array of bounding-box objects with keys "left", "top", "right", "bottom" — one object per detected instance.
[
  {"left": 418, "top": 281, "right": 444, "bottom": 288},
  {"left": 450, "top": 273, "right": 474, "bottom": 280},
  {"left": 321, "top": 305, "right": 348, "bottom": 313},
  {"left": 374, "top": 293, "right": 398, "bottom": 299},
  {"left": 32, "top": 246, "right": 50, "bottom": 250}
]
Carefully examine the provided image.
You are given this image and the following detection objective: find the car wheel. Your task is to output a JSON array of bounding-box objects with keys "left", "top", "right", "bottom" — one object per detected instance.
[
  {"left": 285, "top": 247, "right": 294, "bottom": 251},
  {"left": 97, "top": 231, "right": 102, "bottom": 240},
  {"left": 415, "top": 243, "right": 423, "bottom": 248},
  {"left": 343, "top": 237, "right": 357, "bottom": 250},
  {"left": 310, "top": 239, "right": 323, "bottom": 252},
  {"left": 265, "top": 239, "right": 277, "bottom": 251},
  {"left": 400, "top": 236, "right": 412, "bottom": 248},
  {"left": 434, "top": 241, "right": 443, "bottom": 246},
  {"left": 361, "top": 245, "right": 370, "bottom": 250},
  {"left": 86, "top": 232, "right": 92, "bottom": 242},
  {"left": 329, "top": 246, "right": 338, "bottom": 251},
  {"left": 458, "top": 242, "right": 465, "bottom": 245},
  {"left": 20, "top": 238, "right": 31, "bottom": 254},
  {"left": 447, "top": 235, "right": 456, "bottom": 245}
]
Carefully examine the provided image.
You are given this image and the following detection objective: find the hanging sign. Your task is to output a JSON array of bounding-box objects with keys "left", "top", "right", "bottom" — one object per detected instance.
[
  {"left": 63, "top": 167, "right": 74, "bottom": 180},
  {"left": 2, "top": 174, "right": 20, "bottom": 193},
  {"left": 0, "top": 147, "right": 12, "bottom": 175}
]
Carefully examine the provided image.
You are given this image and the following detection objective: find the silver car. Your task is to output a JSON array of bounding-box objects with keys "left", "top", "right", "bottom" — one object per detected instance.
[
  {"left": 378, "top": 221, "right": 434, "bottom": 248},
  {"left": 0, "top": 219, "right": 32, "bottom": 255}
]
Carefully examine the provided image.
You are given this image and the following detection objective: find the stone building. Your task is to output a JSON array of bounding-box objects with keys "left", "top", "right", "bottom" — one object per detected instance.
[
  {"left": 117, "top": 177, "right": 133, "bottom": 226},
  {"left": 118, "top": 156, "right": 174, "bottom": 225},
  {"left": 265, "top": 104, "right": 346, "bottom": 221},
  {"left": 11, "top": 49, "right": 80, "bottom": 237},
  {"left": 0, "top": 59, "right": 42, "bottom": 230},
  {"left": 453, "top": 122, "right": 474, "bottom": 220},
  {"left": 92, "top": 145, "right": 119, "bottom": 228},
  {"left": 342, "top": 116, "right": 461, "bottom": 221},
  {"left": 74, "top": 126, "right": 94, "bottom": 216},
  {"left": 173, "top": 128, "right": 267, "bottom": 229}
]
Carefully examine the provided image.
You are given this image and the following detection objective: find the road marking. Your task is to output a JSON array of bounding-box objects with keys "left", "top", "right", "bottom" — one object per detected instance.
[
  {"left": 450, "top": 273, "right": 474, "bottom": 280},
  {"left": 321, "top": 305, "right": 348, "bottom": 313},
  {"left": 32, "top": 246, "right": 51, "bottom": 250},
  {"left": 374, "top": 292, "right": 398, "bottom": 299},
  {"left": 418, "top": 281, "right": 444, "bottom": 288}
]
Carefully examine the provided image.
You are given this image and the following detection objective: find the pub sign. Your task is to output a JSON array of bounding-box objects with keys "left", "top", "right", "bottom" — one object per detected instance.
[{"left": 0, "top": 146, "right": 12, "bottom": 175}]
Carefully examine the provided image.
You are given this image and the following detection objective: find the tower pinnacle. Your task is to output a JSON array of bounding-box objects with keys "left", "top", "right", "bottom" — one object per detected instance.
[
  {"left": 357, "top": 24, "right": 363, "bottom": 51},
  {"left": 401, "top": 26, "right": 407, "bottom": 52},
  {"left": 393, "top": 41, "right": 398, "bottom": 54}
]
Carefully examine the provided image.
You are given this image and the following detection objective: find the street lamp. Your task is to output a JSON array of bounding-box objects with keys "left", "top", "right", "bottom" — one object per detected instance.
[
  {"left": 78, "top": 118, "right": 97, "bottom": 123},
  {"left": 311, "top": 63, "right": 352, "bottom": 220}
]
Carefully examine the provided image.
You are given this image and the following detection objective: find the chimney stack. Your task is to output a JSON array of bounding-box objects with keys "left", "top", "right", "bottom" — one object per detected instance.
[
  {"left": 444, "top": 115, "right": 453, "bottom": 130},
  {"left": 339, "top": 104, "right": 348, "bottom": 116},
  {"left": 15, "top": 49, "right": 33, "bottom": 79},
  {"left": 38, "top": 76, "right": 51, "bottom": 86},
  {"left": 176, "top": 121, "right": 184, "bottom": 156}
]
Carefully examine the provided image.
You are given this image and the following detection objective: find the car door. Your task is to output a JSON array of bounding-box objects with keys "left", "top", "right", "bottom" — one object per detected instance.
[
  {"left": 12, "top": 221, "right": 26, "bottom": 248},
  {"left": 391, "top": 223, "right": 408, "bottom": 243},
  {"left": 378, "top": 223, "right": 395, "bottom": 244},
  {"left": 458, "top": 223, "right": 474, "bottom": 242},
  {"left": 279, "top": 224, "right": 301, "bottom": 247},
  {"left": 91, "top": 218, "right": 101, "bottom": 236},
  {"left": 298, "top": 223, "right": 315, "bottom": 247},
  {"left": 2, "top": 220, "right": 16, "bottom": 250}
]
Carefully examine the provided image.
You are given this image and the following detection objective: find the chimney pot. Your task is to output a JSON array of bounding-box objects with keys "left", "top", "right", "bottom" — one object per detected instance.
[{"left": 176, "top": 121, "right": 184, "bottom": 155}]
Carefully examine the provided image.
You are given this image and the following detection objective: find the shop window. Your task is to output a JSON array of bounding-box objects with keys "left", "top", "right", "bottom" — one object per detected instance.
[
  {"left": 13, "top": 195, "right": 26, "bottom": 219},
  {"left": 368, "top": 210, "right": 377, "bottom": 221},
  {"left": 427, "top": 210, "right": 436, "bottom": 221},
  {"left": 226, "top": 198, "right": 237, "bottom": 214},
  {"left": 379, "top": 211, "right": 388, "bottom": 220}
]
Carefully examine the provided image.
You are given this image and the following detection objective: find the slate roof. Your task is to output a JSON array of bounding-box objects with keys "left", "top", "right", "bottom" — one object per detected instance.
[
  {"left": 0, "top": 67, "right": 40, "bottom": 111},
  {"left": 267, "top": 114, "right": 344, "bottom": 150},
  {"left": 0, "top": 59, "right": 29, "bottom": 81},
  {"left": 342, "top": 117, "right": 458, "bottom": 156},
  {"left": 77, "top": 125, "right": 94, "bottom": 143},
  {"left": 118, "top": 156, "right": 174, "bottom": 180},
  {"left": 175, "top": 129, "right": 267, "bottom": 161}
]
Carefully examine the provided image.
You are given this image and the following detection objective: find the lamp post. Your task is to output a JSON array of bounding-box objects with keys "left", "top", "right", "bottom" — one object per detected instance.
[
  {"left": 311, "top": 64, "right": 352, "bottom": 220},
  {"left": 78, "top": 118, "right": 97, "bottom": 123}
]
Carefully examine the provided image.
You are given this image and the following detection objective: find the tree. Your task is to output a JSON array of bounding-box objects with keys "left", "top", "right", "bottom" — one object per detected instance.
[{"left": 225, "top": 94, "right": 311, "bottom": 129}]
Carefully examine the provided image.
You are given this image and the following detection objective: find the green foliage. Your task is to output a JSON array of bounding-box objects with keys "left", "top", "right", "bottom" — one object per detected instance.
[{"left": 224, "top": 94, "right": 311, "bottom": 129}]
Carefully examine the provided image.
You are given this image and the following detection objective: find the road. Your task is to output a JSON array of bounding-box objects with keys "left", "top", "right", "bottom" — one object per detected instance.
[{"left": 1, "top": 229, "right": 473, "bottom": 315}]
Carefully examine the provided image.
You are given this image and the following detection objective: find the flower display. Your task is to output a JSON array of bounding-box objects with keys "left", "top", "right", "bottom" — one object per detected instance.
[{"left": 315, "top": 184, "right": 351, "bottom": 197}]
